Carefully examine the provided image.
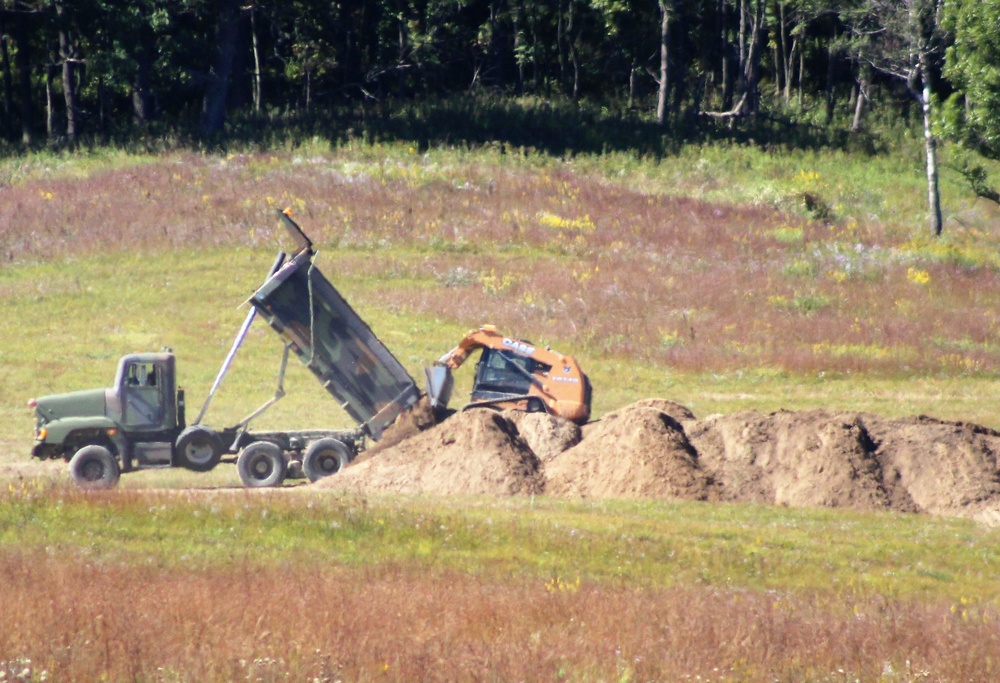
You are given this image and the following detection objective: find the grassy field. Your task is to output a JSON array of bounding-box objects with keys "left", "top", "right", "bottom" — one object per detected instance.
[
  {"left": 1, "top": 485, "right": 998, "bottom": 681},
  {"left": 2, "top": 140, "right": 1000, "bottom": 680}
]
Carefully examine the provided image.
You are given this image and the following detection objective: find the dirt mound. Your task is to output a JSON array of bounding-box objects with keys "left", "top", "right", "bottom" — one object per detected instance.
[
  {"left": 861, "top": 415, "right": 1000, "bottom": 518},
  {"left": 311, "top": 396, "right": 1000, "bottom": 522},
  {"left": 686, "top": 410, "right": 897, "bottom": 511},
  {"left": 686, "top": 408, "right": 1000, "bottom": 519},
  {"left": 316, "top": 410, "right": 544, "bottom": 496},
  {"left": 626, "top": 398, "right": 698, "bottom": 423},
  {"left": 546, "top": 405, "right": 714, "bottom": 501},
  {"left": 353, "top": 397, "right": 438, "bottom": 465},
  {"left": 502, "top": 411, "right": 581, "bottom": 461}
]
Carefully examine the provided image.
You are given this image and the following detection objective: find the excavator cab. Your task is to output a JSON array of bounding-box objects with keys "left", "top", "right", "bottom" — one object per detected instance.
[{"left": 472, "top": 348, "right": 546, "bottom": 410}]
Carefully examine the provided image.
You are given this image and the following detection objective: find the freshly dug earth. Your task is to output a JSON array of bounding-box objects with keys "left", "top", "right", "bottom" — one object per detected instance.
[
  {"left": 502, "top": 410, "right": 581, "bottom": 461},
  {"left": 351, "top": 397, "right": 438, "bottom": 465},
  {"left": 316, "top": 409, "right": 544, "bottom": 496},
  {"left": 545, "top": 406, "right": 716, "bottom": 501},
  {"left": 685, "top": 410, "right": 898, "bottom": 511},
  {"left": 315, "top": 400, "right": 1000, "bottom": 523}
]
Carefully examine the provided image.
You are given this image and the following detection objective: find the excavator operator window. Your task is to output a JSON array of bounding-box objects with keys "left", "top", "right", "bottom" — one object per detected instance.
[{"left": 474, "top": 349, "right": 544, "bottom": 396}]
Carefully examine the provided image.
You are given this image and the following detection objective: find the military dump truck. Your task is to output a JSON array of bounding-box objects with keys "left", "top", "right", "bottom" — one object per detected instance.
[{"left": 28, "top": 211, "right": 421, "bottom": 489}]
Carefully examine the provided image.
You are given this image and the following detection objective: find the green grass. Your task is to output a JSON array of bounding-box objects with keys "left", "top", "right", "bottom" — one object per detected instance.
[
  {"left": 3, "top": 484, "right": 998, "bottom": 603},
  {"left": 6, "top": 246, "right": 1000, "bottom": 463},
  {"left": 3, "top": 141, "right": 1000, "bottom": 681}
]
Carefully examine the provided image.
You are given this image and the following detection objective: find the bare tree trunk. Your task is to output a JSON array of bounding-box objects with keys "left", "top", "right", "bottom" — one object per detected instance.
[
  {"left": 719, "top": 0, "right": 731, "bottom": 110},
  {"left": 567, "top": 0, "right": 579, "bottom": 100},
  {"left": 133, "top": 40, "right": 155, "bottom": 122},
  {"left": 738, "top": 0, "right": 747, "bottom": 100},
  {"left": 513, "top": 0, "right": 525, "bottom": 92},
  {"left": 98, "top": 75, "right": 109, "bottom": 139},
  {"left": 918, "top": 55, "right": 942, "bottom": 236},
  {"left": 825, "top": 28, "right": 837, "bottom": 123},
  {"left": 778, "top": 2, "right": 798, "bottom": 104},
  {"left": 200, "top": 0, "right": 242, "bottom": 136},
  {"left": 797, "top": 45, "right": 804, "bottom": 108},
  {"left": 656, "top": 0, "right": 670, "bottom": 125},
  {"left": 55, "top": 1, "right": 77, "bottom": 142},
  {"left": 785, "top": 37, "right": 797, "bottom": 102},
  {"left": 45, "top": 60, "right": 55, "bottom": 138},
  {"left": 628, "top": 63, "right": 637, "bottom": 109},
  {"left": 250, "top": 5, "right": 262, "bottom": 113},
  {"left": 851, "top": 67, "right": 868, "bottom": 132},
  {"left": 0, "top": 26, "right": 13, "bottom": 140},
  {"left": 14, "top": 11, "right": 34, "bottom": 144},
  {"left": 734, "top": 0, "right": 763, "bottom": 115},
  {"left": 775, "top": 1, "right": 786, "bottom": 98},
  {"left": 557, "top": 0, "right": 567, "bottom": 93}
]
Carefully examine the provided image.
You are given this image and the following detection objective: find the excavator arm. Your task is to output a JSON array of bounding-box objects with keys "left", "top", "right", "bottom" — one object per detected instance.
[{"left": 426, "top": 325, "right": 592, "bottom": 424}]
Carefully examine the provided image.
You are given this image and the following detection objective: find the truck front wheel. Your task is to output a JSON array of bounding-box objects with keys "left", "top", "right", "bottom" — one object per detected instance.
[
  {"left": 237, "top": 442, "right": 287, "bottom": 488},
  {"left": 175, "top": 426, "right": 224, "bottom": 472},
  {"left": 302, "top": 438, "right": 351, "bottom": 483},
  {"left": 68, "top": 445, "right": 121, "bottom": 489}
]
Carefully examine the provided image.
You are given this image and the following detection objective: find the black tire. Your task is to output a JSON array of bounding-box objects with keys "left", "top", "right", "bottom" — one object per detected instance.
[
  {"left": 175, "top": 426, "right": 224, "bottom": 472},
  {"left": 302, "top": 438, "right": 351, "bottom": 483},
  {"left": 68, "top": 445, "right": 121, "bottom": 489},
  {"left": 236, "top": 442, "right": 287, "bottom": 488}
]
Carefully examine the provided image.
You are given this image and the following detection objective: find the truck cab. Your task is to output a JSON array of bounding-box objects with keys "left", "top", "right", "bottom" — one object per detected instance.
[{"left": 30, "top": 352, "right": 188, "bottom": 484}]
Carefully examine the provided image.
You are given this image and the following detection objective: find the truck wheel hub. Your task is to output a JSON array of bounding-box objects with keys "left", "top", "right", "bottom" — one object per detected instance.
[{"left": 82, "top": 461, "right": 104, "bottom": 480}]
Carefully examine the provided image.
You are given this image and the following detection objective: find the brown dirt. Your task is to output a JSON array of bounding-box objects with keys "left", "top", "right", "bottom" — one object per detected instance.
[
  {"left": 501, "top": 410, "right": 581, "bottom": 461},
  {"left": 352, "top": 396, "right": 438, "bottom": 465},
  {"left": 861, "top": 414, "right": 1000, "bottom": 520},
  {"left": 686, "top": 409, "right": 899, "bottom": 511},
  {"left": 545, "top": 406, "right": 715, "bottom": 501},
  {"left": 311, "top": 398, "right": 1000, "bottom": 524},
  {"left": 315, "top": 409, "right": 544, "bottom": 496}
]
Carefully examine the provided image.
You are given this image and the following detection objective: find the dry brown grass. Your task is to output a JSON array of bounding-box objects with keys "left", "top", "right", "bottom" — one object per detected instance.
[
  {"left": 6, "top": 149, "right": 1000, "bottom": 682},
  {"left": 1, "top": 549, "right": 996, "bottom": 682},
  {"left": 6, "top": 150, "right": 1000, "bottom": 378}
]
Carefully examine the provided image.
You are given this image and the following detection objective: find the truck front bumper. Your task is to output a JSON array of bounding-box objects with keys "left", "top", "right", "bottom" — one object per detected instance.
[{"left": 32, "top": 441, "right": 59, "bottom": 460}]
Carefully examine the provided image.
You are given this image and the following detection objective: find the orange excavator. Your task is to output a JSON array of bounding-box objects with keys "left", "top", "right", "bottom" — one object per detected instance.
[{"left": 424, "top": 325, "right": 592, "bottom": 424}]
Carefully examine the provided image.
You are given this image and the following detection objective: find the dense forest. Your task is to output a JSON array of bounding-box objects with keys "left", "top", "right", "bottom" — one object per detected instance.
[{"left": 0, "top": 2, "right": 998, "bottom": 187}]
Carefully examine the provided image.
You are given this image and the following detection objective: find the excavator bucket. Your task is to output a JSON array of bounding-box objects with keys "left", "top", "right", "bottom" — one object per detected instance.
[{"left": 424, "top": 365, "right": 454, "bottom": 412}]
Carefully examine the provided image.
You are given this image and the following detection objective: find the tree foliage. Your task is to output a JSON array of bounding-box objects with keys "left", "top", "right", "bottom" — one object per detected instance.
[
  {"left": 943, "top": 0, "right": 1000, "bottom": 159},
  {"left": 0, "top": 0, "right": 992, "bottom": 164}
]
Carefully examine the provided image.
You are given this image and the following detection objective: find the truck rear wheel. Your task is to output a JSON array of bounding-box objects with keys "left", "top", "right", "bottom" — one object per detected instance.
[
  {"left": 68, "top": 445, "right": 120, "bottom": 489},
  {"left": 302, "top": 438, "right": 351, "bottom": 483},
  {"left": 237, "top": 442, "right": 287, "bottom": 488},
  {"left": 175, "top": 426, "right": 224, "bottom": 472}
]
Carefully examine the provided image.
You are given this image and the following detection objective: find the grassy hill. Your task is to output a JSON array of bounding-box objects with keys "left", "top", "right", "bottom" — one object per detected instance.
[
  {"left": 1, "top": 140, "right": 999, "bottom": 681},
  {"left": 3, "top": 141, "right": 1000, "bottom": 447}
]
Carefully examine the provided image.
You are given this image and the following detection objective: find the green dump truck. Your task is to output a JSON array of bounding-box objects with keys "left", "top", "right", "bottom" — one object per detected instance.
[{"left": 28, "top": 212, "right": 421, "bottom": 489}]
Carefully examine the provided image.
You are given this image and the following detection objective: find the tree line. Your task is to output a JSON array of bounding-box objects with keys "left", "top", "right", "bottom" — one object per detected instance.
[{"left": 1, "top": 2, "right": 998, "bottom": 191}]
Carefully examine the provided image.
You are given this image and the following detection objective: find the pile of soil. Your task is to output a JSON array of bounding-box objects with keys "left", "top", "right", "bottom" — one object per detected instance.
[
  {"left": 501, "top": 410, "right": 581, "bottom": 461},
  {"left": 545, "top": 405, "right": 715, "bottom": 501},
  {"left": 352, "top": 397, "right": 438, "bottom": 465},
  {"left": 316, "top": 409, "right": 544, "bottom": 496},
  {"left": 862, "top": 415, "right": 1000, "bottom": 517},
  {"left": 685, "top": 410, "right": 898, "bottom": 511},
  {"left": 313, "top": 399, "right": 1000, "bottom": 524}
]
